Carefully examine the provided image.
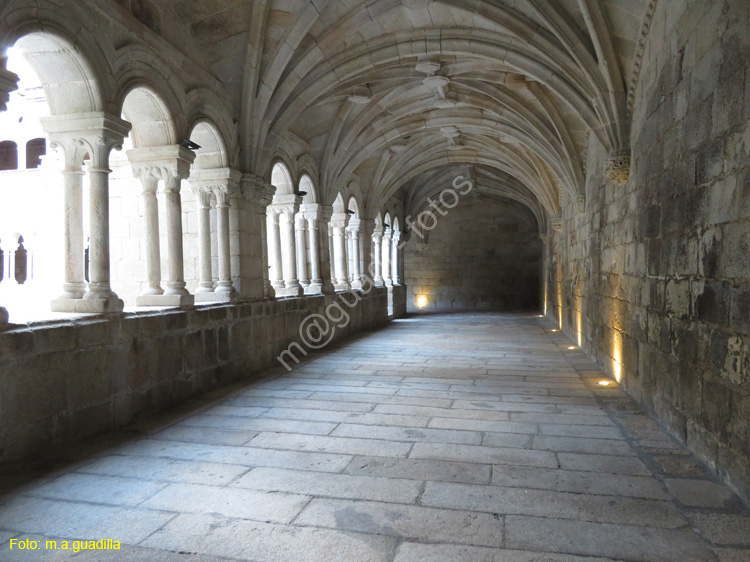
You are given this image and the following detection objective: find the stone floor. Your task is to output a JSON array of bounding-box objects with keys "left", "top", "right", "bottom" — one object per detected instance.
[{"left": 1, "top": 312, "right": 749, "bottom": 562}]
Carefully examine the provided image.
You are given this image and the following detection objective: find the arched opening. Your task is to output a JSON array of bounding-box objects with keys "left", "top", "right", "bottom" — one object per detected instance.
[
  {"left": 186, "top": 120, "right": 235, "bottom": 302},
  {"left": 346, "top": 196, "right": 363, "bottom": 289},
  {"left": 295, "top": 174, "right": 323, "bottom": 294},
  {"left": 0, "top": 32, "right": 104, "bottom": 320},
  {"left": 267, "top": 161, "right": 302, "bottom": 297},
  {"left": 25, "top": 138, "right": 45, "bottom": 169},
  {"left": 0, "top": 141, "right": 18, "bottom": 170}
]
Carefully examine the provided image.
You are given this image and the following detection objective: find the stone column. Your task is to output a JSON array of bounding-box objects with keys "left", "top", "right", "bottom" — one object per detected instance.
[
  {"left": 194, "top": 187, "right": 214, "bottom": 294},
  {"left": 43, "top": 113, "right": 132, "bottom": 313},
  {"left": 47, "top": 136, "right": 87, "bottom": 303},
  {"left": 280, "top": 211, "right": 300, "bottom": 291},
  {"left": 382, "top": 226, "right": 393, "bottom": 286},
  {"left": 348, "top": 218, "right": 362, "bottom": 290},
  {"left": 0, "top": 66, "right": 17, "bottom": 324},
  {"left": 127, "top": 145, "right": 196, "bottom": 306},
  {"left": 214, "top": 185, "right": 234, "bottom": 296},
  {"left": 267, "top": 210, "right": 284, "bottom": 292},
  {"left": 319, "top": 205, "right": 335, "bottom": 294},
  {"left": 295, "top": 213, "right": 309, "bottom": 287},
  {"left": 371, "top": 224, "right": 384, "bottom": 287},
  {"left": 302, "top": 204, "right": 322, "bottom": 294},
  {"left": 268, "top": 194, "right": 303, "bottom": 297},
  {"left": 141, "top": 175, "right": 164, "bottom": 296},
  {"left": 240, "top": 174, "right": 275, "bottom": 299},
  {"left": 391, "top": 230, "right": 401, "bottom": 285},
  {"left": 330, "top": 213, "right": 350, "bottom": 291}
]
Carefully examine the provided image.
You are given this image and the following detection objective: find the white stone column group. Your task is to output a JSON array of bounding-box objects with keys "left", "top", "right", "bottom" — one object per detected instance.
[
  {"left": 43, "top": 113, "right": 132, "bottom": 313},
  {"left": 127, "top": 145, "right": 196, "bottom": 307},
  {"left": 267, "top": 194, "right": 303, "bottom": 297},
  {"left": 189, "top": 168, "right": 241, "bottom": 302},
  {"left": 329, "top": 212, "right": 350, "bottom": 291}
]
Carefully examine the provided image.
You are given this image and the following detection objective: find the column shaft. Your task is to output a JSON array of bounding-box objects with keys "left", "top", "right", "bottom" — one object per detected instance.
[
  {"left": 295, "top": 215, "right": 309, "bottom": 286},
  {"left": 164, "top": 179, "right": 189, "bottom": 296},
  {"left": 216, "top": 200, "right": 233, "bottom": 293},
  {"left": 62, "top": 169, "right": 86, "bottom": 298},
  {"left": 308, "top": 218, "right": 321, "bottom": 284},
  {"left": 280, "top": 212, "right": 300, "bottom": 288},
  {"left": 142, "top": 177, "right": 164, "bottom": 295},
  {"left": 372, "top": 233, "right": 383, "bottom": 286},
  {"left": 267, "top": 212, "right": 284, "bottom": 289},
  {"left": 196, "top": 193, "right": 214, "bottom": 293},
  {"left": 84, "top": 168, "right": 117, "bottom": 300}
]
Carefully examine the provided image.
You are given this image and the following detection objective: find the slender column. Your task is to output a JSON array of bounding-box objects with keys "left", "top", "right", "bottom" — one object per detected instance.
[
  {"left": 214, "top": 187, "right": 234, "bottom": 294},
  {"left": 372, "top": 226, "right": 384, "bottom": 286},
  {"left": 267, "top": 211, "right": 284, "bottom": 290},
  {"left": 391, "top": 231, "right": 401, "bottom": 285},
  {"left": 61, "top": 163, "right": 86, "bottom": 298},
  {"left": 141, "top": 175, "right": 164, "bottom": 295},
  {"left": 306, "top": 215, "right": 322, "bottom": 292},
  {"left": 318, "top": 205, "right": 336, "bottom": 295},
  {"left": 330, "top": 214, "right": 350, "bottom": 290},
  {"left": 382, "top": 227, "right": 392, "bottom": 286},
  {"left": 128, "top": 145, "right": 195, "bottom": 306},
  {"left": 280, "top": 211, "right": 300, "bottom": 289},
  {"left": 195, "top": 187, "right": 214, "bottom": 293},
  {"left": 350, "top": 224, "right": 362, "bottom": 290},
  {"left": 162, "top": 176, "right": 189, "bottom": 299},
  {"left": 295, "top": 213, "right": 309, "bottom": 286}
]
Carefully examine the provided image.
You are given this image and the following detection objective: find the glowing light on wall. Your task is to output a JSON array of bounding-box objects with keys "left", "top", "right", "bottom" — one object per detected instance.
[
  {"left": 598, "top": 380, "right": 611, "bottom": 386},
  {"left": 612, "top": 330, "right": 623, "bottom": 383},
  {"left": 416, "top": 295, "right": 428, "bottom": 309},
  {"left": 575, "top": 293, "right": 583, "bottom": 347}
]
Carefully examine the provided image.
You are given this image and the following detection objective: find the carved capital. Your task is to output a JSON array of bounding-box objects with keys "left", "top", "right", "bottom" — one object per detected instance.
[
  {"left": 576, "top": 194, "right": 585, "bottom": 214},
  {"left": 240, "top": 174, "right": 276, "bottom": 207},
  {"left": 605, "top": 151, "right": 631, "bottom": 185},
  {"left": 550, "top": 217, "right": 563, "bottom": 232},
  {"left": 42, "top": 112, "right": 132, "bottom": 169}
]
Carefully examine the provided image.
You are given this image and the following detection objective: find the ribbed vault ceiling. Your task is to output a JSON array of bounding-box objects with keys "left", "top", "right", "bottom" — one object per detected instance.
[{"left": 170, "top": 0, "right": 650, "bottom": 219}]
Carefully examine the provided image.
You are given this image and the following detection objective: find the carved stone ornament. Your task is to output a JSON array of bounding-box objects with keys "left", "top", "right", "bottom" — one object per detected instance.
[{"left": 605, "top": 152, "right": 631, "bottom": 185}]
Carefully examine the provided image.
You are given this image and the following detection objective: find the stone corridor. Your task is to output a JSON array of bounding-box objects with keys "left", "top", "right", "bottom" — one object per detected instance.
[{"left": 1, "top": 313, "right": 749, "bottom": 562}]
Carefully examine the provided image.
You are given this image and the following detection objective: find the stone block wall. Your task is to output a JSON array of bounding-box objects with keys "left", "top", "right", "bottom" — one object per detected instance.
[
  {"left": 0, "top": 288, "right": 389, "bottom": 466},
  {"left": 404, "top": 200, "right": 541, "bottom": 312},
  {"left": 547, "top": 0, "right": 750, "bottom": 501}
]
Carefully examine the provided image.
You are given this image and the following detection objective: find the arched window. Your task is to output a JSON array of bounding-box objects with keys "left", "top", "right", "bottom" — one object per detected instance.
[
  {"left": 25, "top": 138, "right": 46, "bottom": 169},
  {"left": 0, "top": 141, "right": 18, "bottom": 171}
]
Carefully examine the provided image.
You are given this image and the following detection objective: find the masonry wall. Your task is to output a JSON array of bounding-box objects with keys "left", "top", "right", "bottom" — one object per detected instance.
[
  {"left": 547, "top": 0, "right": 750, "bottom": 501},
  {"left": 0, "top": 289, "right": 389, "bottom": 465},
  {"left": 404, "top": 200, "right": 541, "bottom": 312}
]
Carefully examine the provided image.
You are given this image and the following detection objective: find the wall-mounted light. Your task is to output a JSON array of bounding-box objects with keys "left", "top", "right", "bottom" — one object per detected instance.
[
  {"left": 346, "top": 209, "right": 355, "bottom": 215},
  {"left": 417, "top": 295, "right": 428, "bottom": 309},
  {"left": 598, "top": 380, "right": 612, "bottom": 386},
  {"left": 294, "top": 190, "right": 307, "bottom": 197}
]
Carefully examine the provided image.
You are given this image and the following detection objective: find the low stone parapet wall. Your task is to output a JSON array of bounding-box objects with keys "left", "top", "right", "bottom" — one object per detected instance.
[{"left": 0, "top": 289, "right": 389, "bottom": 466}]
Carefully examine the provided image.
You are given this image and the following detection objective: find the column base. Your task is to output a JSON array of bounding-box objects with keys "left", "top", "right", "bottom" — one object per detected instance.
[
  {"left": 334, "top": 282, "right": 352, "bottom": 292},
  {"left": 136, "top": 294, "right": 195, "bottom": 307},
  {"left": 195, "top": 292, "right": 235, "bottom": 303},
  {"left": 351, "top": 280, "right": 363, "bottom": 290},
  {"left": 275, "top": 286, "right": 304, "bottom": 298},
  {"left": 51, "top": 297, "right": 124, "bottom": 313},
  {"left": 305, "top": 282, "right": 323, "bottom": 295}
]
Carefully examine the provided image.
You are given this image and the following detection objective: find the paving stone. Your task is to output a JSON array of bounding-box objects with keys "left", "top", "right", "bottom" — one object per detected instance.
[
  {"left": 248, "top": 432, "right": 413, "bottom": 458},
  {"left": 491, "top": 465, "right": 668, "bottom": 500},
  {"left": 149, "top": 425, "right": 257, "bottom": 446},
  {"left": 505, "top": 515, "right": 717, "bottom": 561},
  {"left": 295, "top": 498, "right": 503, "bottom": 547},
  {"left": 25, "top": 473, "right": 167, "bottom": 507},
  {"left": 76, "top": 455, "right": 251, "bottom": 486},
  {"left": 665, "top": 478, "right": 740, "bottom": 508},
  {"left": 557, "top": 452, "right": 653, "bottom": 476},
  {"left": 142, "top": 482, "right": 310, "bottom": 523},
  {"left": 428, "top": 418, "right": 539, "bottom": 435},
  {"left": 689, "top": 513, "right": 750, "bottom": 545},
  {"left": 421, "top": 481, "right": 686, "bottom": 528},
  {"left": 177, "top": 414, "right": 337, "bottom": 435},
  {"left": 374, "top": 404, "right": 511, "bottom": 421},
  {"left": 538, "top": 424, "right": 623, "bottom": 439},
  {"left": 393, "top": 543, "right": 622, "bottom": 562},
  {"left": 0, "top": 497, "right": 174, "bottom": 543},
  {"left": 531, "top": 435, "right": 637, "bottom": 456},
  {"left": 114, "top": 439, "right": 352, "bottom": 472},
  {"left": 233, "top": 467, "right": 421, "bottom": 503},
  {"left": 343, "top": 456, "right": 491, "bottom": 484},
  {"left": 410, "top": 443, "right": 558, "bottom": 468},
  {"left": 330, "top": 423, "right": 482, "bottom": 445},
  {"left": 140, "top": 513, "right": 395, "bottom": 561}
]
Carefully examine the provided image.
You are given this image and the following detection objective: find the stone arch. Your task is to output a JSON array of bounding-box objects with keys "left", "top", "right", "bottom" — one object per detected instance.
[
  {"left": 298, "top": 174, "right": 318, "bottom": 204},
  {"left": 271, "top": 160, "right": 295, "bottom": 196},
  {"left": 121, "top": 86, "right": 177, "bottom": 148},
  {"left": 189, "top": 119, "right": 229, "bottom": 170}
]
